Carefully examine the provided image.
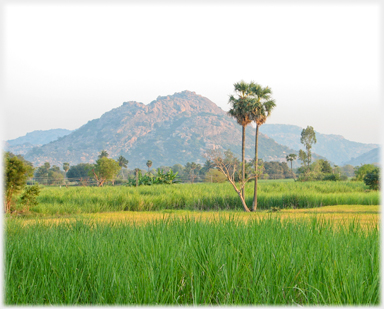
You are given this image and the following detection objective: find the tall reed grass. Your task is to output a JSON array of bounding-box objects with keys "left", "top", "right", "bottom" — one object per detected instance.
[
  {"left": 5, "top": 216, "right": 379, "bottom": 305},
  {"left": 31, "top": 181, "right": 379, "bottom": 215}
]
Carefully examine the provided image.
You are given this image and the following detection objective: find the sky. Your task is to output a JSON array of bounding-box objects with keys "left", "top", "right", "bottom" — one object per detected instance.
[{"left": 1, "top": 1, "right": 382, "bottom": 145}]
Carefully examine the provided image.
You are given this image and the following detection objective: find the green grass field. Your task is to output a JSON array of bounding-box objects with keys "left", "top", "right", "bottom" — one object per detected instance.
[
  {"left": 6, "top": 180, "right": 380, "bottom": 305},
  {"left": 5, "top": 215, "right": 379, "bottom": 305},
  {"left": 28, "top": 180, "right": 379, "bottom": 215}
]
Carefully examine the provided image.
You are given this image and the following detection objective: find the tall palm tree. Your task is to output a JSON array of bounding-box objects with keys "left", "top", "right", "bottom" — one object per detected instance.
[
  {"left": 146, "top": 160, "right": 153, "bottom": 174},
  {"left": 249, "top": 83, "right": 276, "bottom": 211},
  {"left": 228, "top": 81, "right": 254, "bottom": 200},
  {"left": 118, "top": 156, "right": 129, "bottom": 180},
  {"left": 63, "top": 162, "right": 70, "bottom": 186},
  {"left": 286, "top": 153, "right": 297, "bottom": 174}
]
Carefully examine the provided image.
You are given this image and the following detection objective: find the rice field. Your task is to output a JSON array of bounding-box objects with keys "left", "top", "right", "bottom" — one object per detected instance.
[
  {"left": 30, "top": 180, "right": 379, "bottom": 215},
  {"left": 6, "top": 181, "right": 380, "bottom": 305},
  {"left": 5, "top": 214, "right": 379, "bottom": 305},
  {"left": 19, "top": 205, "right": 380, "bottom": 230}
]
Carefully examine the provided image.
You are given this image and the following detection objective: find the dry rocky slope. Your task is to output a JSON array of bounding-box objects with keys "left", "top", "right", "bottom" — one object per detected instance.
[{"left": 24, "top": 91, "right": 297, "bottom": 167}]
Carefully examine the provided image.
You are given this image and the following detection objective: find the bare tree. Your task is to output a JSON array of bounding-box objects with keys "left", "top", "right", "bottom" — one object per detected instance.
[{"left": 204, "top": 149, "right": 254, "bottom": 212}]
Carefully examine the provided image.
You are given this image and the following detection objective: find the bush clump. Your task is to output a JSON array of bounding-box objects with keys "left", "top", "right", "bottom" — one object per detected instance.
[{"left": 363, "top": 167, "right": 380, "bottom": 190}]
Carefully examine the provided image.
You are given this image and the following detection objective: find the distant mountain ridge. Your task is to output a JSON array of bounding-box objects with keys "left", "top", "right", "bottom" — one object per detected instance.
[
  {"left": 6, "top": 128, "right": 73, "bottom": 146},
  {"left": 23, "top": 91, "right": 299, "bottom": 167},
  {"left": 8, "top": 92, "right": 376, "bottom": 168},
  {"left": 4, "top": 129, "right": 73, "bottom": 155},
  {"left": 259, "top": 124, "right": 379, "bottom": 165},
  {"left": 344, "top": 147, "right": 380, "bottom": 166}
]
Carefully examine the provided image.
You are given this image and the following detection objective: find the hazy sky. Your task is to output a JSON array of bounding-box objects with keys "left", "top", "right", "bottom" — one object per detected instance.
[{"left": 1, "top": 1, "right": 382, "bottom": 145}]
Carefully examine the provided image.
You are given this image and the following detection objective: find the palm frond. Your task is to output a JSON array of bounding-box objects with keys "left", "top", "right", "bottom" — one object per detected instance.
[
  {"left": 228, "top": 81, "right": 255, "bottom": 126},
  {"left": 248, "top": 85, "right": 276, "bottom": 124}
]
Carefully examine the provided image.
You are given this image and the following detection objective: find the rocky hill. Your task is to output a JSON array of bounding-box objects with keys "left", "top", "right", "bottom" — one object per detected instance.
[
  {"left": 259, "top": 124, "right": 379, "bottom": 166},
  {"left": 24, "top": 91, "right": 299, "bottom": 168}
]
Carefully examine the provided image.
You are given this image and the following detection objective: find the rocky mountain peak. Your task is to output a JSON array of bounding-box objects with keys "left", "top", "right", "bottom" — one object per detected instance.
[
  {"left": 149, "top": 90, "right": 224, "bottom": 115},
  {"left": 22, "top": 91, "right": 295, "bottom": 167}
]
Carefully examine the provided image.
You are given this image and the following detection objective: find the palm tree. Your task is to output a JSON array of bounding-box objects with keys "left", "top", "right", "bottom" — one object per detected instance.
[
  {"left": 146, "top": 160, "right": 153, "bottom": 174},
  {"left": 249, "top": 83, "right": 276, "bottom": 211},
  {"left": 286, "top": 153, "right": 297, "bottom": 174},
  {"left": 189, "top": 162, "right": 197, "bottom": 183},
  {"left": 118, "top": 156, "right": 129, "bottom": 168},
  {"left": 62, "top": 162, "right": 70, "bottom": 176},
  {"left": 63, "top": 162, "right": 70, "bottom": 186},
  {"left": 134, "top": 168, "right": 141, "bottom": 187},
  {"left": 118, "top": 156, "right": 129, "bottom": 180},
  {"left": 98, "top": 150, "right": 109, "bottom": 159},
  {"left": 228, "top": 80, "right": 254, "bottom": 200}
]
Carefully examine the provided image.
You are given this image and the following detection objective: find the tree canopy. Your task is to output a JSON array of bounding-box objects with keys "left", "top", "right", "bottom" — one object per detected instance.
[
  {"left": 146, "top": 160, "right": 153, "bottom": 172},
  {"left": 363, "top": 167, "right": 380, "bottom": 190},
  {"left": 34, "top": 162, "right": 64, "bottom": 185},
  {"left": 4, "top": 152, "right": 34, "bottom": 213},
  {"left": 63, "top": 162, "right": 70, "bottom": 173},
  {"left": 300, "top": 126, "right": 317, "bottom": 167},
  {"left": 354, "top": 164, "right": 377, "bottom": 181},
  {"left": 92, "top": 157, "right": 121, "bottom": 186},
  {"left": 98, "top": 150, "right": 109, "bottom": 159},
  {"left": 249, "top": 83, "right": 276, "bottom": 126},
  {"left": 66, "top": 163, "right": 94, "bottom": 179},
  {"left": 118, "top": 156, "right": 129, "bottom": 168}
]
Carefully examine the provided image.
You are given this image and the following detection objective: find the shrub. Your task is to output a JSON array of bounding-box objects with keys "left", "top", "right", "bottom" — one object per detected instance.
[
  {"left": 19, "top": 185, "right": 41, "bottom": 212},
  {"left": 354, "top": 164, "right": 377, "bottom": 181},
  {"left": 127, "top": 168, "right": 180, "bottom": 186},
  {"left": 204, "top": 169, "right": 227, "bottom": 183},
  {"left": 363, "top": 167, "right": 380, "bottom": 190},
  {"left": 4, "top": 153, "right": 34, "bottom": 213},
  {"left": 323, "top": 174, "right": 338, "bottom": 181}
]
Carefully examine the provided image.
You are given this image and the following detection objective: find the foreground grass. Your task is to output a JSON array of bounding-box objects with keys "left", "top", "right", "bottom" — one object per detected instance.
[
  {"left": 30, "top": 181, "right": 379, "bottom": 215},
  {"left": 6, "top": 215, "right": 379, "bottom": 305}
]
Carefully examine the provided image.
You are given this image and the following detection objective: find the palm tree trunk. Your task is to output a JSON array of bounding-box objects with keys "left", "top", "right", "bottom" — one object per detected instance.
[
  {"left": 241, "top": 125, "right": 245, "bottom": 201},
  {"left": 252, "top": 124, "right": 259, "bottom": 211}
]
